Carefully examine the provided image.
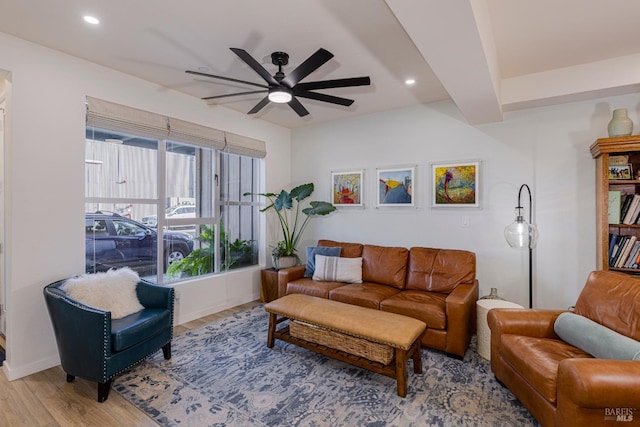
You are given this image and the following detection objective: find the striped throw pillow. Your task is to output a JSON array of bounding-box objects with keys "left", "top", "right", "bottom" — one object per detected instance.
[{"left": 313, "top": 255, "right": 362, "bottom": 283}]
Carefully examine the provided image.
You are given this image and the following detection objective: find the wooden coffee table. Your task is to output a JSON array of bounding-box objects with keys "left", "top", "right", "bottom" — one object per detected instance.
[{"left": 264, "top": 294, "right": 426, "bottom": 397}]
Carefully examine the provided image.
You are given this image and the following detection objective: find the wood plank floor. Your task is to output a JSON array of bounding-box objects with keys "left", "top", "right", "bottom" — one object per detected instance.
[{"left": 0, "top": 300, "right": 262, "bottom": 427}]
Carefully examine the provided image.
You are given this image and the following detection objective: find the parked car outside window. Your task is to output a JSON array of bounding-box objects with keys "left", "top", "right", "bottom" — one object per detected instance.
[
  {"left": 85, "top": 212, "right": 194, "bottom": 275},
  {"left": 167, "top": 205, "right": 196, "bottom": 218},
  {"left": 140, "top": 204, "right": 196, "bottom": 229}
]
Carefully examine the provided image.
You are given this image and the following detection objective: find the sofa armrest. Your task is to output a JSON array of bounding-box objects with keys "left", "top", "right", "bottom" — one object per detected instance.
[
  {"left": 488, "top": 308, "right": 566, "bottom": 370},
  {"left": 444, "top": 280, "right": 479, "bottom": 356},
  {"left": 43, "top": 283, "right": 112, "bottom": 379},
  {"left": 488, "top": 308, "right": 565, "bottom": 339},
  {"left": 557, "top": 358, "right": 640, "bottom": 426},
  {"left": 277, "top": 266, "right": 306, "bottom": 298}
]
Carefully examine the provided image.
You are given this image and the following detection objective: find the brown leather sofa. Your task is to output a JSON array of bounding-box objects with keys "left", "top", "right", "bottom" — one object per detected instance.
[
  {"left": 277, "top": 239, "right": 479, "bottom": 358},
  {"left": 488, "top": 270, "right": 640, "bottom": 427}
]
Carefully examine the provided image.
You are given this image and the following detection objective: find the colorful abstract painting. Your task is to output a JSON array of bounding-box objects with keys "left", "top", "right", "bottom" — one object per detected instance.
[
  {"left": 332, "top": 170, "right": 363, "bottom": 206},
  {"left": 377, "top": 167, "right": 415, "bottom": 207},
  {"left": 432, "top": 161, "right": 480, "bottom": 207}
]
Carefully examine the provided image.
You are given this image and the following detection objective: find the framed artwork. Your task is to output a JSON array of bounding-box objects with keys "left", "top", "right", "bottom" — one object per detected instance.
[
  {"left": 377, "top": 166, "right": 415, "bottom": 207},
  {"left": 431, "top": 161, "right": 480, "bottom": 208},
  {"left": 331, "top": 170, "right": 364, "bottom": 206},
  {"left": 608, "top": 164, "right": 633, "bottom": 180}
]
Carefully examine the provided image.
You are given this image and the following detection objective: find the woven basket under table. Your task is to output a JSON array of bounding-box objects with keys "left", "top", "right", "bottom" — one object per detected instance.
[{"left": 289, "top": 320, "right": 394, "bottom": 365}]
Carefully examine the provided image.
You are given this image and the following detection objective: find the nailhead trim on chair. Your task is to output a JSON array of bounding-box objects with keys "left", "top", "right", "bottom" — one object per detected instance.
[{"left": 102, "top": 312, "right": 108, "bottom": 381}]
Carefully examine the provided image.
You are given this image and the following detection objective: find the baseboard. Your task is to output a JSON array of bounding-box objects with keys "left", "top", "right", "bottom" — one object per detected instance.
[
  {"left": 3, "top": 354, "right": 60, "bottom": 381},
  {"left": 175, "top": 292, "right": 260, "bottom": 325}
]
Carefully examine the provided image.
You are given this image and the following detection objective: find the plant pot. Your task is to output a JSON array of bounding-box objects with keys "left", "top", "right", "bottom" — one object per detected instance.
[{"left": 272, "top": 255, "right": 298, "bottom": 270}]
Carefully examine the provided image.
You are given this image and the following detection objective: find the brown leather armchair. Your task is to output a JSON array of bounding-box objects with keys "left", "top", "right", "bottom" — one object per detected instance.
[{"left": 488, "top": 271, "right": 640, "bottom": 427}]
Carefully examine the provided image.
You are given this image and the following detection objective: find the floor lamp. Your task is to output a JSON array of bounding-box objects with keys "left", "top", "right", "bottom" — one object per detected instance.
[{"left": 504, "top": 184, "right": 539, "bottom": 308}]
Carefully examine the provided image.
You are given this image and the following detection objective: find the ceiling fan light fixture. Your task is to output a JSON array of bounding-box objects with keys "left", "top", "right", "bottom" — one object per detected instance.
[{"left": 268, "top": 87, "right": 292, "bottom": 103}]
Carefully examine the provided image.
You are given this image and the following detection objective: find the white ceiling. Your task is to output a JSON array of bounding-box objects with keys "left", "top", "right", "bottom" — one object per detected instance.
[{"left": 1, "top": 0, "right": 640, "bottom": 129}]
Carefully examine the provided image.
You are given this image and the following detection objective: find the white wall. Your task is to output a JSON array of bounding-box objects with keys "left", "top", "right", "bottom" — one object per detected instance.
[
  {"left": 2, "top": 27, "right": 638, "bottom": 381},
  {"left": 0, "top": 32, "right": 291, "bottom": 380},
  {"left": 291, "top": 94, "right": 640, "bottom": 310}
]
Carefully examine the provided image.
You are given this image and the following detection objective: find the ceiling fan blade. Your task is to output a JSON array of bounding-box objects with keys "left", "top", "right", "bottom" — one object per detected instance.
[
  {"left": 202, "top": 90, "right": 268, "bottom": 100},
  {"left": 281, "top": 48, "right": 334, "bottom": 88},
  {"left": 294, "top": 90, "right": 354, "bottom": 106},
  {"left": 295, "top": 76, "right": 371, "bottom": 91},
  {"left": 288, "top": 97, "right": 310, "bottom": 117},
  {"left": 186, "top": 70, "right": 268, "bottom": 89},
  {"left": 247, "top": 96, "right": 271, "bottom": 114},
  {"left": 230, "top": 48, "right": 279, "bottom": 86}
]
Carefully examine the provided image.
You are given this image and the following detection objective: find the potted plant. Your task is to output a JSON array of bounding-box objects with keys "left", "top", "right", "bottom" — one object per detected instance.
[
  {"left": 166, "top": 223, "right": 255, "bottom": 278},
  {"left": 245, "top": 183, "right": 336, "bottom": 269}
]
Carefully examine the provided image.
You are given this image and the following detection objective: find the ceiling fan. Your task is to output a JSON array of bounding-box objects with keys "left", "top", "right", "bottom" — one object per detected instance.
[{"left": 186, "top": 48, "right": 371, "bottom": 117}]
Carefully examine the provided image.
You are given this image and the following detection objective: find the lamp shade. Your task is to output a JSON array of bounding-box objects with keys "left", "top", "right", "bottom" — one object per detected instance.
[
  {"left": 504, "top": 211, "right": 539, "bottom": 250},
  {"left": 268, "top": 88, "right": 292, "bottom": 103}
]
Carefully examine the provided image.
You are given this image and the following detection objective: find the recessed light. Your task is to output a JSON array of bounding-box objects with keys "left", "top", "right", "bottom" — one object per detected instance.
[
  {"left": 198, "top": 67, "right": 210, "bottom": 73},
  {"left": 83, "top": 15, "right": 100, "bottom": 25},
  {"left": 405, "top": 78, "right": 416, "bottom": 85}
]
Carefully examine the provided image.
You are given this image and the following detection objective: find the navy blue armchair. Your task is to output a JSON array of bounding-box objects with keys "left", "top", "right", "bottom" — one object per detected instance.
[{"left": 44, "top": 278, "right": 174, "bottom": 402}]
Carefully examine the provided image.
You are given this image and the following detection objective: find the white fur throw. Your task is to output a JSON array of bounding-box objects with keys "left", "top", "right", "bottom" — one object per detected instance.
[
  {"left": 61, "top": 267, "right": 144, "bottom": 319},
  {"left": 313, "top": 255, "right": 363, "bottom": 284}
]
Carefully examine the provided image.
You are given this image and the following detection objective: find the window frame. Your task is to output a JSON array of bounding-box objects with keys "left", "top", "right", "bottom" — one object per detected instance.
[{"left": 85, "top": 98, "right": 265, "bottom": 283}]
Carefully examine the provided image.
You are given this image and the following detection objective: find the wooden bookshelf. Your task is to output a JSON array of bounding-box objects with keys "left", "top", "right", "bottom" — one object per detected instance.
[{"left": 591, "top": 135, "right": 640, "bottom": 274}]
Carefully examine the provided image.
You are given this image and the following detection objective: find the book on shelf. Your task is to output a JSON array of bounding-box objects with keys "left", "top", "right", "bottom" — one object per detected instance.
[
  {"left": 624, "top": 241, "right": 640, "bottom": 268},
  {"left": 620, "top": 194, "right": 634, "bottom": 224},
  {"left": 610, "top": 235, "right": 627, "bottom": 267},
  {"left": 623, "top": 195, "right": 640, "bottom": 224},
  {"left": 609, "top": 233, "right": 619, "bottom": 260},
  {"left": 609, "top": 190, "right": 622, "bottom": 224},
  {"left": 631, "top": 246, "right": 640, "bottom": 268},
  {"left": 615, "top": 235, "right": 637, "bottom": 268}
]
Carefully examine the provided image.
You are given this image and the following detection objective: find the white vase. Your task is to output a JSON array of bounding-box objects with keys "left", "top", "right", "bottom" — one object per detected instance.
[
  {"left": 272, "top": 255, "right": 298, "bottom": 270},
  {"left": 608, "top": 108, "right": 634, "bottom": 137}
]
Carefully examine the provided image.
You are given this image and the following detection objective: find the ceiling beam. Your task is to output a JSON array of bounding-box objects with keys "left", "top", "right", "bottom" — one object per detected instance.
[
  {"left": 502, "top": 53, "right": 640, "bottom": 111},
  {"left": 386, "top": 0, "right": 503, "bottom": 124}
]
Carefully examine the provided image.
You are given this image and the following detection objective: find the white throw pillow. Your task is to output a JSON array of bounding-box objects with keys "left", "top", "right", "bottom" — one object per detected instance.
[
  {"left": 61, "top": 267, "right": 145, "bottom": 319},
  {"left": 313, "top": 255, "right": 363, "bottom": 284}
]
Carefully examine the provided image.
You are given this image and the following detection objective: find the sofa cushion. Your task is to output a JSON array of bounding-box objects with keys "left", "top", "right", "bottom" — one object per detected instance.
[
  {"left": 287, "top": 277, "right": 347, "bottom": 299},
  {"left": 305, "top": 245, "right": 342, "bottom": 277},
  {"left": 362, "top": 244, "right": 408, "bottom": 289},
  {"left": 318, "top": 239, "right": 363, "bottom": 258},
  {"left": 380, "top": 290, "right": 447, "bottom": 329},
  {"left": 554, "top": 312, "right": 640, "bottom": 360},
  {"left": 313, "top": 255, "right": 363, "bottom": 284},
  {"left": 406, "top": 247, "right": 476, "bottom": 293},
  {"left": 111, "top": 308, "right": 171, "bottom": 352},
  {"left": 500, "top": 334, "right": 592, "bottom": 404},
  {"left": 574, "top": 270, "right": 640, "bottom": 341},
  {"left": 61, "top": 267, "right": 144, "bottom": 319},
  {"left": 329, "top": 282, "right": 400, "bottom": 310}
]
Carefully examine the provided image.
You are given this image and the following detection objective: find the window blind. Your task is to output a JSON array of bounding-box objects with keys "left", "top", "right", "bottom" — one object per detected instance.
[
  {"left": 86, "top": 96, "right": 266, "bottom": 158},
  {"left": 168, "top": 117, "right": 225, "bottom": 150}
]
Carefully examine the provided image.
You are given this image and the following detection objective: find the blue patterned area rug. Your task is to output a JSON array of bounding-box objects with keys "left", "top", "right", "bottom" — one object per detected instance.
[{"left": 113, "top": 304, "right": 539, "bottom": 426}]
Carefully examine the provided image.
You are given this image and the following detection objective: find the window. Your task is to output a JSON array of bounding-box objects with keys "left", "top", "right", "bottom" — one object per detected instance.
[
  {"left": 220, "top": 153, "right": 260, "bottom": 270},
  {"left": 85, "top": 97, "right": 265, "bottom": 283}
]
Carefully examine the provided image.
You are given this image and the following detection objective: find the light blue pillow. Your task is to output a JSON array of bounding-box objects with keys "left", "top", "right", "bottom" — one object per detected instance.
[
  {"left": 305, "top": 246, "right": 341, "bottom": 277},
  {"left": 554, "top": 312, "right": 640, "bottom": 360}
]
